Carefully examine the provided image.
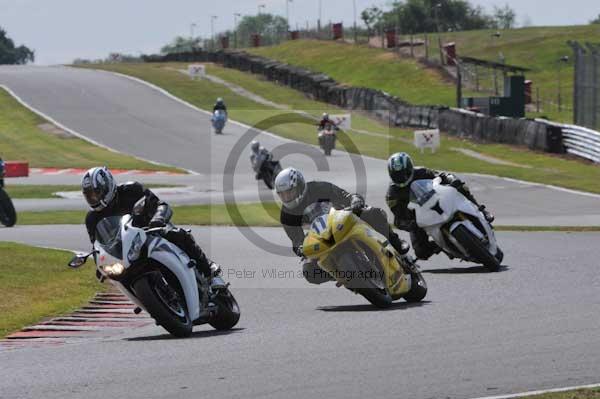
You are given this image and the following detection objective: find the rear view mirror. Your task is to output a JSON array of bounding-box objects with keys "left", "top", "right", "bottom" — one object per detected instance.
[{"left": 68, "top": 252, "right": 93, "bottom": 268}]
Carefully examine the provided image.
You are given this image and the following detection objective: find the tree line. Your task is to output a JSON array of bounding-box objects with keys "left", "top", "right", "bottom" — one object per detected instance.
[
  {"left": 0, "top": 27, "right": 34, "bottom": 64},
  {"left": 361, "top": 1, "right": 518, "bottom": 37}
]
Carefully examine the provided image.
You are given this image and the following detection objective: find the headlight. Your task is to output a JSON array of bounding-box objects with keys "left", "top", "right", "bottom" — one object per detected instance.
[
  {"left": 127, "top": 234, "right": 144, "bottom": 263},
  {"left": 101, "top": 263, "right": 125, "bottom": 277}
]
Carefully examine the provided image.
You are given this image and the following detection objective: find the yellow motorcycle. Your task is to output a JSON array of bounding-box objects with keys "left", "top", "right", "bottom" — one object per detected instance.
[{"left": 303, "top": 207, "right": 427, "bottom": 308}]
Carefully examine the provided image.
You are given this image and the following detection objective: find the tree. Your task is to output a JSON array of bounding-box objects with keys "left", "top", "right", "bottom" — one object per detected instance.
[
  {"left": 493, "top": 4, "right": 517, "bottom": 29},
  {"left": 160, "top": 36, "right": 202, "bottom": 54},
  {"left": 591, "top": 14, "right": 600, "bottom": 24},
  {"left": 235, "top": 14, "right": 288, "bottom": 47},
  {"left": 368, "top": 0, "right": 498, "bottom": 35},
  {"left": 0, "top": 28, "right": 34, "bottom": 64},
  {"left": 361, "top": 6, "right": 383, "bottom": 40}
]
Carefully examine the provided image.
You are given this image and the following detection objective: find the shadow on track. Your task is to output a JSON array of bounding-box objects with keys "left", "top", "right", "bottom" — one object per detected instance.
[
  {"left": 317, "top": 301, "right": 431, "bottom": 313},
  {"left": 125, "top": 327, "right": 245, "bottom": 342},
  {"left": 422, "top": 265, "right": 509, "bottom": 274}
]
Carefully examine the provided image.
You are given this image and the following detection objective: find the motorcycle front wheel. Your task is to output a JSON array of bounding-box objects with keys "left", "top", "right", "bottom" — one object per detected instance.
[
  {"left": 133, "top": 272, "right": 193, "bottom": 337},
  {"left": 209, "top": 290, "right": 241, "bottom": 331},
  {"left": 0, "top": 188, "right": 16, "bottom": 227},
  {"left": 451, "top": 225, "right": 500, "bottom": 272},
  {"left": 262, "top": 169, "right": 274, "bottom": 189}
]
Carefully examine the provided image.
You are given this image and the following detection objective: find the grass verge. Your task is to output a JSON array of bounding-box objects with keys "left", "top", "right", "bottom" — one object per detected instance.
[
  {"left": 16, "top": 203, "right": 600, "bottom": 232},
  {"left": 76, "top": 62, "right": 600, "bottom": 195},
  {"left": 0, "top": 242, "right": 102, "bottom": 337},
  {"left": 17, "top": 202, "right": 282, "bottom": 226},
  {"left": 5, "top": 184, "right": 180, "bottom": 199},
  {"left": 0, "top": 87, "right": 180, "bottom": 172},
  {"left": 248, "top": 25, "right": 600, "bottom": 123},
  {"left": 519, "top": 388, "right": 600, "bottom": 399}
]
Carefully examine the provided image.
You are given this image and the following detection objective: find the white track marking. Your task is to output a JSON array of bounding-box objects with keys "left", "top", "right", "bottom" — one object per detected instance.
[
  {"left": 469, "top": 382, "right": 600, "bottom": 399},
  {"left": 0, "top": 84, "right": 195, "bottom": 175}
]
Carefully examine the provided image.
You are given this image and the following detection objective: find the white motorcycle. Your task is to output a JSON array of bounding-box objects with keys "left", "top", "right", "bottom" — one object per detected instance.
[
  {"left": 408, "top": 177, "right": 503, "bottom": 272},
  {"left": 68, "top": 204, "right": 240, "bottom": 337}
]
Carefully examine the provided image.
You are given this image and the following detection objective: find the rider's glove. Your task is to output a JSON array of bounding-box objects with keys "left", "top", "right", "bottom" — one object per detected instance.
[
  {"left": 350, "top": 195, "right": 366, "bottom": 213},
  {"left": 293, "top": 245, "right": 304, "bottom": 258},
  {"left": 149, "top": 217, "right": 166, "bottom": 228}
]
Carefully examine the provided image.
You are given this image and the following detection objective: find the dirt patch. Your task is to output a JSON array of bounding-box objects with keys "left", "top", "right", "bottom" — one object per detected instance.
[{"left": 37, "top": 123, "right": 74, "bottom": 139}]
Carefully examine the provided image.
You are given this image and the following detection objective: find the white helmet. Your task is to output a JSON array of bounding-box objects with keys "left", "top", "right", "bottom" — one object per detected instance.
[
  {"left": 274, "top": 167, "right": 307, "bottom": 209},
  {"left": 81, "top": 166, "right": 117, "bottom": 211},
  {"left": 322, "top": 113, "right": 329, "bottom": 119},
  {"left": 250, "top": 140, "right": 260, "bottom": 152}
]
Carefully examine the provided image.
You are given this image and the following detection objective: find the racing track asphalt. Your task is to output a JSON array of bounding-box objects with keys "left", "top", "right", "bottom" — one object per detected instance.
[
  {"left": 1, "top": 65, "right": 599, "bottom": 225},
  {"left": 0, "top": 66, "right": 599, "bottom": 399},
  {"left": 0, "top": 225, "right": 599, "bottom": 399}
]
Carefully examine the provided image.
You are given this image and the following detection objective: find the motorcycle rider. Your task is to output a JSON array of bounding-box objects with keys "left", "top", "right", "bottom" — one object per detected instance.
[
  {"left": 385, "top": 152, "right": 494, "bottom": 260},
  {"left": 275, "top": 167, "right": 409, "bottom": 284},
  {"left": 213, "top": 97, "right": 227, "bottom": 113},
  {"left": 250, "top": 140, "right": 276, "bottom": 180},
  {"left": 82, "top": 167, "right": 220, "bottom": 281},
  {"left": 318, "top": 113, "right": 336, "bottom": 130}
]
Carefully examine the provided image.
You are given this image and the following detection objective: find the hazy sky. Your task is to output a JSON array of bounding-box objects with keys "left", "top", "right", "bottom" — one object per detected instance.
[{"left": 1, "top": 0, "right": 599, "bottom": 65}]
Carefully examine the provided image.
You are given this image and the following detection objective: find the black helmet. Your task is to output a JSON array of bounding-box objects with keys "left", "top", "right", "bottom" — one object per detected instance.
[
  {"left": 250, "top": 140, "right": 260, "bottom": 152},
  {"left": 387, "top": 152, "right": 414, "bottom": 187},
  {"left": 82, "top": 167, "right": 117, "bottom": 211}
]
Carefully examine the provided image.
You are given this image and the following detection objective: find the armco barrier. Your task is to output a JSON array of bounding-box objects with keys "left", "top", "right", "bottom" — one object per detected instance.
[
  {"left": 143, "top": 49, "right": 587, "bottom": 157},
  {"left": 4, "top": 161, "right": 29, "bottom": 177}
]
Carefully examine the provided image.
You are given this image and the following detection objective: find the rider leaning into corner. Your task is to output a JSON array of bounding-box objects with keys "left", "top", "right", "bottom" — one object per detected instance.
[
  {"left": 275, "top": 167, "right": 410, "bottom": 284},
  {"left": 250, "top": 140, "right": 274, "bottom": 179},
  {"left": 385, "top": 152, "right": 494, "bottom": 260},
  {"left": 82, "top": 167, "right": 221, "bottom": 283},
  {"left": 213, "top": 97, "right": 227, "bottom": 113}
]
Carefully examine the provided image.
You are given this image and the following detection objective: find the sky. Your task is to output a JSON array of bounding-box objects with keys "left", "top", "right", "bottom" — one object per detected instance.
[{"left": 1, "top": 0, "right": 599, "bottom": 65}]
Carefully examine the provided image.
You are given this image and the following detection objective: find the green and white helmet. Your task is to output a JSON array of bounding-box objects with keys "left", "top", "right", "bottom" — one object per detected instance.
[{"left": 387, "top": 152, "right": 414, "bottom": 187}]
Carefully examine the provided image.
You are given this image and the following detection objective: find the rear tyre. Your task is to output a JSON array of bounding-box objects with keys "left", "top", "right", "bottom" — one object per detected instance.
[
  {"left": 0, "top": 188, "right": 16, "bottom": 227},
  {"left": 356, "top": 288, "right": 393, "bottom": 308},
  {"left": 133, "top": 273, "right": 193, "bottom": 337},
  {"left": 209, "top": 291, "right": 240, "bottom": 330},
  {"left": 451, "top": 225, "right": 500, "bottom": 272},
  {"left": 262, "top": 169, "right": 274, "bottom": 189}
]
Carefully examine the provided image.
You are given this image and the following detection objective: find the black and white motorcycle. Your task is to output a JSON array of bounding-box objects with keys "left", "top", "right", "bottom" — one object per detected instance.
[
  {"left": 68, "top": 203, "right": 240, "bottom": 337},
  {"left": 251, "top": 150, "right": 282, "bottom": 189},
  {"left": 408, "top": 177, "right": 503, "bottom": 271}
]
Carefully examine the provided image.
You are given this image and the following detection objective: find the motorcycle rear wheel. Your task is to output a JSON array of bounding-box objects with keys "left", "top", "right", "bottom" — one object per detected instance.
[
  {"left": 451, "top": 225, "right": 500, "bottom": 272},
  {"left": 0, "top": 188, "right": 16, "bottom": 227},
  {"left": 133, "top": 272, "right": 193, "bottom": 337}
]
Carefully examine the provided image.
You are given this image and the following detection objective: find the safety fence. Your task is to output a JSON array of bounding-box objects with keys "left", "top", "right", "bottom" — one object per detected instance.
[{"left": 143, "top": 49, "right": 600, "bottom": 162}]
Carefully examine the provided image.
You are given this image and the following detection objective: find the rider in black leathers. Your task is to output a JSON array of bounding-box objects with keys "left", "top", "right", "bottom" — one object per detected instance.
[
  {"left": 83, "top": 167, "right": 217, "bottom": 279},
  {"left": 386, "top": 152, "right": 494, "bottom": 260},
  {"left": 213, "top": 97, "right": 227, "bottom": 113},
  {"left": 275, "top": 167, "right": 409, "bottom": 284}
]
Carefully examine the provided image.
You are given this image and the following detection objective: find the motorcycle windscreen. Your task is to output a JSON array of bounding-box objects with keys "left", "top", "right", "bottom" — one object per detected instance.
[
  {"left": 409, "top": 179, "right": 436, "bottom": 206},
  {"left": 95, "top": 216, "right": 123, "bottom": 259}
]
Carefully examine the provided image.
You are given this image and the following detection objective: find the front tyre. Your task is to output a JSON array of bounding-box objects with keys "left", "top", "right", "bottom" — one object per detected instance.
[
  {"left": 404, "top": 271, "right": 428, "bottom": 302},
  {"left": 133, "top": 273, "right": 193, "bottom": 337},
  {"left": 452, "top": 225, "right": 500, "bottom": 272},
  {"left": 0, "top": 188, "right": 16, "bottom": 227},
  {"left": 209, "top": 291, "right": 240, "bottom": 330}
]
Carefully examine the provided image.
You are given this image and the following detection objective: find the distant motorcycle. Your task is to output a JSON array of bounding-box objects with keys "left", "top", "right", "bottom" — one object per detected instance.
[
  {"left": 408, "top": 177, "right": 503, "bottom": 272},
  {"left": 68, "top": 203, "right": 240, "bottom": 337},
  {"left": 302, "top": 204, "right": 427, "bottom": 308},
  {"left": 318, "top": 125, "right": 337, "bottom": 156},
  {"left": 251, "top": 150, "right": 282, "bottom": 189},
  {"left": 0, "top": 159, "right": 16, "bottom": 227},
  {"left": 212, "top": 110, "right": 227, "bottom": 134}
]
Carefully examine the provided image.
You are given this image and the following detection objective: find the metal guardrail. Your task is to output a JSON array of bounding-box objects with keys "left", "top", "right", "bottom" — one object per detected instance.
[{"left": 538, "top": 119, "right": 600, "bottom": 163}]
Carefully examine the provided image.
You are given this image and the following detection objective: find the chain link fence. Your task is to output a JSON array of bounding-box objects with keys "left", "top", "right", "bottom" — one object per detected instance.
[{"left": 570, "top": 41, "right": 600, "bottom": 130}]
